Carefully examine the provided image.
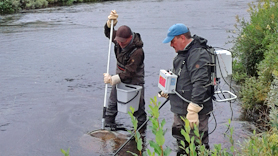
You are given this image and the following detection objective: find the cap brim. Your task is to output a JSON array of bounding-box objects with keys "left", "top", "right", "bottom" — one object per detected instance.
[
  {"left": 162, "top": 36, "right": 174, "bottom": 43},
  {"left": 115, "top": 36, "right": 128, "bottom": 42}
]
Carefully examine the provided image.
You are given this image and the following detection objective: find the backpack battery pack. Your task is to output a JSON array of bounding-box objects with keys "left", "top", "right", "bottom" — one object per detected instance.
[
  {"left": 215, "top": 49, "right": 232, "bottom": 78},
  {"left": 158, "top": 69, "right": 177, "bottom": 94}
]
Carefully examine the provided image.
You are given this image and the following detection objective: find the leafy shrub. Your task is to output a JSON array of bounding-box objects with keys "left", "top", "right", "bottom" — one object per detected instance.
[
  {"left": 240, "top": 129, "right": 278, "bottom": 156},
  {"left": 257, "top": 25, "right": 278, "bottom": 84},
  {"left": 231, "top": 0, "right": 278, "bottom": 79},
  {"left": 240, "top": 77, "right": 269, "bottom": 110},
  {"left": 127, "top": 97, "right": 171, "bottom": 156},
  {"left": 178, "top": 117, "right": 211, "bottom": 156},
  {"left": 24, "top": 0, "right": 48, "bottom": 9},
  {"left": 0, "top": 0, "right": 21, "bottom": 14},
  {"left": 239, "top": 76, "right": 270, "bottom": 130},
  {"left": 230, "top": 0, "right": 278, "bottom": 128},
  {"left": 129, "top": 97, "right": 238, "bottom": 156},
  {"left": 0, "top": 0, "right": 102, "bottom": 14},
  {"left": 266, "top": 72, "right": 278, "bottom": 129},
  {"left": 231, "top": 59, "right": 248, "bottom": 84}
]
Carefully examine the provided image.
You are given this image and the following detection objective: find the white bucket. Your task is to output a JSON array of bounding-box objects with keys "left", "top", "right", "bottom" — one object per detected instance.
[{"left": 116, "top": 83, "right": 142, "bottom": 113}]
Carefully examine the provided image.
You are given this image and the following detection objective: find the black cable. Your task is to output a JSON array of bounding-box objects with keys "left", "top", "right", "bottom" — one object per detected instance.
[
  {"left": 224, "top": 71, "right": 234, "bottom": 134},
  {"left": 209, "top": 112, "right": 217, "bottom": 135},
  {"left": 213, "top": 47, "right": 239, "bottom": 99},
  {"left": 211, "top": 47, "right": 238, "bottom": 135},
  {"left": 205, "top": 47, "right": 228, "bottom": 100}
]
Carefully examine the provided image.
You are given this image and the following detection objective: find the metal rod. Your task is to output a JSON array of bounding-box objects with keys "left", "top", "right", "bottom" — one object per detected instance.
[{"left": 102, "top": 19, "right": 114, "bottom": 130}]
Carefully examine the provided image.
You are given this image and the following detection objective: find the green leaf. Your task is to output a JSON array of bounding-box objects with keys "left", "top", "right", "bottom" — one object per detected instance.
[
  {"left": 184, "top": 120, "right": 191, "bottom": 133},
  {"left": 163, "top": 129, "right": 167, "bottom": 135},
  {"left": 153, "top": 108, "right": 159, "bottom": 119},
  {"left": 142, "top": 151, "right": 148, "bottom": 156},
  {"left": 150, "top": 98, "right": 155, "bottom": 105},
  {"left": 230, "top": 145, "right": 234, "bottom": 154},
  {"left": 61, "top": 149, "right": 65, "bottom": 154},
  {"left": 180, "top": 140, "right": 185, "bottom": 148},
  {"left": 155, "top": 129, "right": 165, "bottom": 146},
  {"left": 193, "top": 127, "right": 199, "bottom": 137},
  {"left": 180, "top": 116, "right": 186, "bottom": 122},
  {"left": 161, "top": 119, "right": 166, "bottom": 127},
  {"left": 181, "top": 129, "right": 190, "bottom": 143},
  {"left": 189, "top": 141, "right": 197, "bottom": 156},
  {"left": 185, "top": 147, "right": 189, "bottom": 154},
  {"left": 146, "top": 149, "right": 152, "bottom": 155},
  {"left": 61, "top": 148, "right": 70, "bottom": 156},
  {"left": 128, "top": 111, "right": 132, "bottom": 117},
  {"left": 137, "top": 138, "right": 143, "bottom": 151},
  {"left": 154, "top": 96, "right": 157, "bottom": 102},
  {"left": 149, "top": 140, "right": 161, "bottom": 155},
  {"left": 129, "top": 106, "right": 135, "bottom": 113},
  {"left": 163, "top": 147, "right": 172, "bottom": 156}
]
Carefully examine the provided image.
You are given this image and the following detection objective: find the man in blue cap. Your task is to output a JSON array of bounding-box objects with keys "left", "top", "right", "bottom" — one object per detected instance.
[{"left": 160, "top": 23, "right": 213, "bottom": 155}]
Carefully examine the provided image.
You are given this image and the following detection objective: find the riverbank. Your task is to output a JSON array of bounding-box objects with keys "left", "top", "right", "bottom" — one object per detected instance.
[{"left": 0, "top": 0, "right": 106, "bottom": 15}]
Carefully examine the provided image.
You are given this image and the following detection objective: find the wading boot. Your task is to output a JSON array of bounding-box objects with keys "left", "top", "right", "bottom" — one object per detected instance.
[
  {"left": 136, "top": 113, "right": 147, "bottom": 128},
  {"left": 105, "top": 115, "right": 117, "bottom": 131}
]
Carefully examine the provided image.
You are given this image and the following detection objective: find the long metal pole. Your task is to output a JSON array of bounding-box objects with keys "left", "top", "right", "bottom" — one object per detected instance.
[{"left": 102, "top": 20, "right": 114, "bottom": 130}]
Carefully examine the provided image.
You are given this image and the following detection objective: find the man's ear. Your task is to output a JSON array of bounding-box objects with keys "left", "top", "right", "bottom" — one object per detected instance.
[{"left": 181, "top": 35, "right": 187, "bottom": 42}]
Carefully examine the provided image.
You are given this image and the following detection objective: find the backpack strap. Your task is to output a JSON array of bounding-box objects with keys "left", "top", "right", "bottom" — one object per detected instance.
[
  {"left": 177, "top": 51, "right": 190, "bottom": 77},
  {"left": 178, "top": 46, "right": 216, "bottom": 101},
  {"left": 204, "top": 46, "right": 217, "bottom": 101}
]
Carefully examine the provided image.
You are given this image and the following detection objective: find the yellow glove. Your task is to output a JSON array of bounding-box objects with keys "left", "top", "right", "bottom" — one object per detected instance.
[
  {"left": 103, "top": 73, "right": 121, "bottom": 85},
  {"left": 107, "top": 10, "right": 118, "bottom": 28},
  {"left": 186, "top": 102, "right": 203, "bottom": 129},
  {"left": 158, "top": 91, "right": 168, "bottom": 98},
  {"left": 103, "top": 73, "right": 111, "bottom": 84}
]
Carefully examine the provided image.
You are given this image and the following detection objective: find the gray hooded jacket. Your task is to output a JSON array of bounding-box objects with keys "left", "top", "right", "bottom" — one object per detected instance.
[{"left": 169, "top": 35, "right": 213, "bottom": 115}]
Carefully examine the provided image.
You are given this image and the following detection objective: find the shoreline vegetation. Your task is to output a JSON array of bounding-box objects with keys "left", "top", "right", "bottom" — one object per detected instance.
[{"left": 0, "top": 0, "right": 110, "bottom": 15}]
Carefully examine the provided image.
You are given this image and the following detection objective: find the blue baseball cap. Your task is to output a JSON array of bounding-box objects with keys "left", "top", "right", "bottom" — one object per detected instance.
[{"left": 162, "top": 23, "right": 189, "bottom": 43}]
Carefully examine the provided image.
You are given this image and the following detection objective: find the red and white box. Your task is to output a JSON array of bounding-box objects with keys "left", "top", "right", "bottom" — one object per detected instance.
[{"left": 158, "top": 69, "right": 177, "bottom": 94}]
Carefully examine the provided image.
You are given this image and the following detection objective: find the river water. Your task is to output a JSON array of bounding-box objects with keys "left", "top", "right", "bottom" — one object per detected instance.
[{"left": 0, "top": 0, "right": 255, "bottom": 155}]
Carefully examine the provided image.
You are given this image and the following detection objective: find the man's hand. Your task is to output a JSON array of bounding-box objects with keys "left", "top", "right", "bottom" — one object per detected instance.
[
  {"left": 186, "top": 102, "right": 203, "bottom": 129},
  {"left": 103, "top": 73, "right": 121, "bottom": 85},
  {"left": 103, "top": 73, "right": 112, "bottom": 84},
  {"left": 158, "top": 91, "right": 168, "bottom": 98},
  {"left": 107, "top": 10, "right": 118, "bottom": 28}
]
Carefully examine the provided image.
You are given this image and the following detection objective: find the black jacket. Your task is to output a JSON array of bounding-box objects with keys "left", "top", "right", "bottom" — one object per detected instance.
[
  {"left": 104, "top": 23, "right": 145, "bottom": 85},
  {"left": 169, "top": 35, "right": 213, "bottom": 115}
]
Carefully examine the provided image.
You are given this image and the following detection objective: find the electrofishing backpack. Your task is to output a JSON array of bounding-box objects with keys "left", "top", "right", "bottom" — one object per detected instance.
[
  {"left": 180, "top": 45, "right": 218, "bottom": 101},
  {"left": 204, "top": 45, "right": 218, "bottom": 101}
]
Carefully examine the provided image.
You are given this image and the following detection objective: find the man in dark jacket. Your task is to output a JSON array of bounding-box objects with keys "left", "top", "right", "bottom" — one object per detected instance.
[
  {"left": 161, "top": 23, "right": 213, "bottom": 155},
  {"left": 103, "top": 10, "right": 146, "bottom": 130}
]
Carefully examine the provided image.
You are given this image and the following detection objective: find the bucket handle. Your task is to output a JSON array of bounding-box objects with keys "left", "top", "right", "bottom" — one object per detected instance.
[
  {"left": 124, "top": 84, "right": 137, "bottom": 89},
  {"left": 117, "top": 90, "right": 140, "bottom": 104}
]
